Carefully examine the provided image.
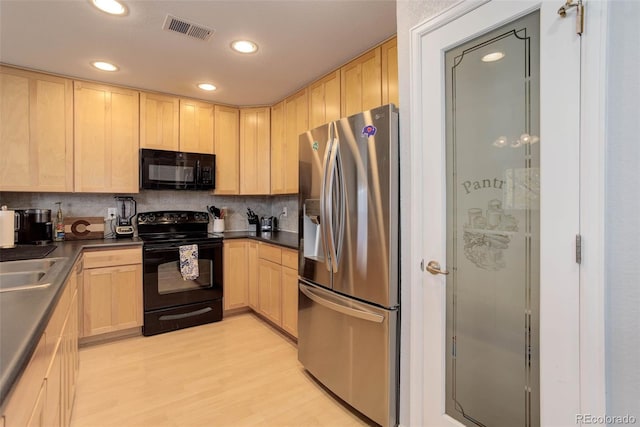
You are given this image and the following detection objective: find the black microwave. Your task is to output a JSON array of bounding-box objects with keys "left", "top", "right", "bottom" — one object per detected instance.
[{"left": 140, "top": 149, "right": 215, "bottom": 190}]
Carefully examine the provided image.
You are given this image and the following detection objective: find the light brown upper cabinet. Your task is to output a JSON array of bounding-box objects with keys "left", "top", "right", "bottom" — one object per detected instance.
[
  {"left": 240, "top": 107, "right": 271, "bottom": 195},
  {"left": 213, "top": 105, "right": 240, "bottom": 195},
  {"left": 270, "top": 101, "right": 286, "bottom": 194},
  {"left": 381, "top": 37, "right": 399, "bottom": 107},
  {"left": 74, "top": 81, "right": 139, "bottom": 193},
  {"left": 179, "top": 98, "right": 214, "bottom": 154},
  {"left": 0, "top": 66, "right": 73, "bottom": 192},
  {"left": 341, "top": 47, "right": 382, "bottom": 117},
  {"left": 308, "top": 70, "right": 341, "bottom": 130},
  {"left": 140, "top": 92, "right": 180, "bottom": 151},
  {"left": 281, "top": 89, "right": 308, "bottom": 194}
]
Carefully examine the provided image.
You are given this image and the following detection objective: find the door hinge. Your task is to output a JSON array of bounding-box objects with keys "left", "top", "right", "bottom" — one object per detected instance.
[
  {"left": 558, "top": 0, "right": 585, "bottom": 35},
  {"left": 576, "top": 234, "right": 582, "bottom": 264}
]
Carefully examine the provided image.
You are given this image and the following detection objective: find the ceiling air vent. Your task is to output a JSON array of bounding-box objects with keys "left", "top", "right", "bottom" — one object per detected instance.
[{"left": 162, "top": 15, "right": 214, "bottom": 42}]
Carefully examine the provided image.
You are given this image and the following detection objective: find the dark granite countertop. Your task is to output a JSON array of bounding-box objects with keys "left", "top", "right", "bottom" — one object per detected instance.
[
  {"left": 222, "top": 230, "right": 299, "bottom": 250},
  {"left": 0, "top": 232, "right": 297, "bottom": 409},
  {"left": 0, "top": 238, "right": 143, "bottom": 409}
]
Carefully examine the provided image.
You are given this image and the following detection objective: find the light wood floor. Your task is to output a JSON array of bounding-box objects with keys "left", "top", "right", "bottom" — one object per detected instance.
[{"left": 70, "top": 313, "right": 374, "bottom": 427}]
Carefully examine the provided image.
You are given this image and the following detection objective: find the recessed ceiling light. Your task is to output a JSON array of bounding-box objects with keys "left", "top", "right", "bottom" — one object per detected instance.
[
  {"left": 91, "top": 61, "right": 119, "bottom": 71},
  {"left": 92, "top": 0, "right": 127, "bottom": 15},
  {"left": 198, "top": 83, "right": 217, "bottom": 91},
  {"left": 481, "top": 52, "right": 505, "bottom": 62},
  {"left": 231, "top": 40, "right": 258, "bottom": 54}
]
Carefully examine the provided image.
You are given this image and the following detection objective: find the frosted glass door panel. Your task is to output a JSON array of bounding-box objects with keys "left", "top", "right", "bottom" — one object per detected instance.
[{"left": 444, "top": 12, "right": 540, "bottom": 427}]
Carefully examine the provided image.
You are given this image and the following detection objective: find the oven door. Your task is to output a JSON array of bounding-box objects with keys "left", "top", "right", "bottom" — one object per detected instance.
[{"left": 142, "top": 241, "right": 223, "bottom": 311}]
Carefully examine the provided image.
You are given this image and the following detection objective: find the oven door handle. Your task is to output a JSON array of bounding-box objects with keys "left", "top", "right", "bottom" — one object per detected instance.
[
  {"left": 158, "top": 307, "right": 212, "bottom": 321},
  {"left": 143, "top": 243, "right": 222, "bottom": 252}
]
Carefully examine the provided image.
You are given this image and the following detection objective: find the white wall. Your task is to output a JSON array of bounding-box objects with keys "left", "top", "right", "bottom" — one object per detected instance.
[{"left": 605, "top": 0, "right": 640, "bottom": 422}]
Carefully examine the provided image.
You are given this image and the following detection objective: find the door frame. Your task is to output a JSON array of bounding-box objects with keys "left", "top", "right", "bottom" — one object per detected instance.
[{"left": 403, "top": 0, "right": 607, "bottom": 425}]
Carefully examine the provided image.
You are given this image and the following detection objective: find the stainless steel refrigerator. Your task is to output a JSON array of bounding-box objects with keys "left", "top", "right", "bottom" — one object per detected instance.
[{"left": 298, "top": 104, "right": 399, "bottom": 427}]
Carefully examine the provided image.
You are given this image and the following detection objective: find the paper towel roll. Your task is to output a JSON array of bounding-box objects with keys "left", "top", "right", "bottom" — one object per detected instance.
[{"left": 0, "top": 206, "right": 15, "bottom": 248}]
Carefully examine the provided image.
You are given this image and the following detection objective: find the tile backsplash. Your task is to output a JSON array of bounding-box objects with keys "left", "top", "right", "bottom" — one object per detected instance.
[{"left": 0, "top": 191, "right": 299, "bottom": 233}]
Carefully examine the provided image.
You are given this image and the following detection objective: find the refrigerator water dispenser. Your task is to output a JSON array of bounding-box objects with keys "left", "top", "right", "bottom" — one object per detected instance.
[{"left": 303, "top": 199, "right": 324, "bottom": 262}]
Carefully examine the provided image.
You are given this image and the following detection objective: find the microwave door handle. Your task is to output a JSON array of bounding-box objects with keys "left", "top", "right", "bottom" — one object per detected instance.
[{"left": 195, "top": 160, "right": 201, "bottom": 187}]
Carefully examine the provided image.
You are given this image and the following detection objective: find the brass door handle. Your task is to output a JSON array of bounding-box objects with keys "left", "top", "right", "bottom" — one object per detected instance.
[{"left": 426, "top": 260, "right": 449, "bottom": 275}]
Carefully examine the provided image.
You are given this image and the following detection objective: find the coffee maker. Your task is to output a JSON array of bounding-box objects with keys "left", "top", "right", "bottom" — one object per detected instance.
[
  {"left": 114, "top": 196, "right": 136, "bottom": 238},
  {"left": 14, "top": 209, "right": 53, "bottom": 245}
]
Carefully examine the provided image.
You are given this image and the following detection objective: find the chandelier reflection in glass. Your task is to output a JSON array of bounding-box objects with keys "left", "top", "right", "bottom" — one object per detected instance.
[{"left": 492, "top": 133, "right": 540, "bottom": 148}]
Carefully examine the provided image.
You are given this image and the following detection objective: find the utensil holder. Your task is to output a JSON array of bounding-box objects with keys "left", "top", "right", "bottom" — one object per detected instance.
[{"left": 213, "top": 219, "right": 225, "bottom": 233}]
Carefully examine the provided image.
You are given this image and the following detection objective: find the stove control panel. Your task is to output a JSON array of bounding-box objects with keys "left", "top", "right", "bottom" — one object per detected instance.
[{"left": 137, "top": 211, "right": 210, "bottom": 225}]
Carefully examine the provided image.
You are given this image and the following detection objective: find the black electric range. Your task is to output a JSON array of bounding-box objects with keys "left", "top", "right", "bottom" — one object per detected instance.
[{"left": 136, "top": 211, "right": 224, "bottom": 336}]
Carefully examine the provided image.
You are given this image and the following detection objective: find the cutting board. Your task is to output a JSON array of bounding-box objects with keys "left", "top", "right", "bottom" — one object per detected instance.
[{"left": 64, "top": 217, "right": 105, "bottom": 240}]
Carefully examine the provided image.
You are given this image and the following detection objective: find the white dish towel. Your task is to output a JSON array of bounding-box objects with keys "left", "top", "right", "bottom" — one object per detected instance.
[{"left": 179, "top": 244, "right": 199, "bottom": 280}]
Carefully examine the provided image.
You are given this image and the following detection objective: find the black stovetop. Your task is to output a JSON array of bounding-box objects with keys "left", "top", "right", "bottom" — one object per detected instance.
[{"left": 136, "top": 210, "right": 222, "bottom": 246}]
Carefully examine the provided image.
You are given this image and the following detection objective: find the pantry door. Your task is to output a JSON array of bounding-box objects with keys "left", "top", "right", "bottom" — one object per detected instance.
[{"left": 412, "top": 1, "right": 580, "bottom": 426}]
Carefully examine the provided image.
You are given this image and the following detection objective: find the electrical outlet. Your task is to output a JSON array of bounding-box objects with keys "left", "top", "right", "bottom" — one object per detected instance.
[
  {"left": 282, "top": 207, "right": 288, "bottom": 217},
  {"left": 107, "top": 208, "right": 118, "bottom": 220}
]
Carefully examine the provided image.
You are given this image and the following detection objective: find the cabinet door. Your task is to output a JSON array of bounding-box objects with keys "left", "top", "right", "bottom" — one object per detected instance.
[
  {"left": 258, "top": 259, "right": 282, "bottom": 325},
  {"left": 179, "top": 98, "right": 214, "bottom": 154},
  {"left": 308, "top": 70, "right": 341, "bottom": 129},
  {"left": 0, "top": 66, "right": 73, "bottom": 192},
  {"left": 283, "top": 89, "right": 308, "bottom": 194},
  {"left": 1, "top": 335, "right": 46, "bottom": 427},
  {"left": 62, "top": 290, "right": 79, "bottom": 427},
  {"left": 74, "top": 81, "right": 139, "bottom": 193},
  {"left": 140, "top": 92, "right": 179, "bottom": 151},
  {"left": 247, "top": 241, "right": 259, "bottom": 310},
  {"left": 281, "top": 266, "right": 299, "bottom": 338},
  {"left": 43, "top": 341, "right": 62, "bottom": 427},
  {"left": 381, "top": 37, "right": 398, "bottom": 107},
  {"left": 82, "top": 264, "right": 142, "bottom": 336},
  {"left": 25, "top": 382, "right": 46, "bottom": 427},
  {"left": 223, "top": 240, "right": 249, "bottom": 310},
  {"left": 213, "top": 105, "right": 240, "bottom": 194},
  {"left": 270, "top": 101, "right": 286, "bottom": 194},
  {"left": 341, "top": 47, "right": 382, "bottom": 117},
  {"left": 240, "top": 107, "right": 271, "bottom": 195}
]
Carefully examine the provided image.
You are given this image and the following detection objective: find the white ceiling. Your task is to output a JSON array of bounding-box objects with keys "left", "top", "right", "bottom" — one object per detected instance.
[{"left": 0, "top": 0, "right": 397, "bottom": 106}]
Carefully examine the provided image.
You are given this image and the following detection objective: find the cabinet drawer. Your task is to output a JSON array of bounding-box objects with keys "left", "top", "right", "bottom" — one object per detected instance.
[
  {"left": 258, "top": 243, "right": 281, "bottom": 264},
  {"left": 281, "top": 249, "right": 298, "bottom": 270},
  {"left": 83, "top": 247, "right": 142, "bottom": 269}
]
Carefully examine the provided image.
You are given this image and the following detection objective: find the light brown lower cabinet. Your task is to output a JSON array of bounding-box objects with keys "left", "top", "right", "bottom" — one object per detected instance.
[
  {"left": 255, "top": 243, "right": 298, "bottom": 338},
  {"left": 81, "top": 247, "right": 143, "bottom": 338},
  {"left": 222, "top": 240, "right": 298, "bottom": 338},
  {"left": 28, "top": 382, "right": 45, "bottom": 427},
  {"left": 257, "top": 258, "right": 283, "bottom": 325},
  {"left": 281, "top": 266, "right": 299, "bottom": 338},
  {"left": 223, "top": 241, "right": 249, "bottom": 310},
  {"left": 247, "top": 241, "right": 259, "bottom": 310},
  {"left": 2, "top": 258, "right": 80, "bottom": 427}
]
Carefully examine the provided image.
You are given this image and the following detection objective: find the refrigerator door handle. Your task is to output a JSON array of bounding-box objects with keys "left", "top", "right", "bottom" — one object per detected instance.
[
  {"left": 319, "top": 126, "right": 334, "bottom": 272},
  {"left": 334, "top": 141, "right": 346, "bottom": 267},
  {"left": 325, "top": 122, "right": 340, "bottom": 273},
  {"left": 299, "top": 283, "right": 384, "bottom": 323}
]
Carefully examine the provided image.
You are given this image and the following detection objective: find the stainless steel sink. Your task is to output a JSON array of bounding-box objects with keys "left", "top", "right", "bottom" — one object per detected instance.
[{"left": 0, "top": 257, "right": 67, "bottom": 293}]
